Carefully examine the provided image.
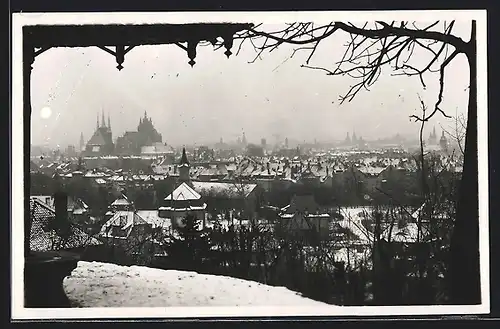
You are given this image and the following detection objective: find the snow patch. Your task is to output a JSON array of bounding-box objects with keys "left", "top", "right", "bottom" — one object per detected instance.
[{"left": 63, "top": 261, "right": 331, "bottom": 307}]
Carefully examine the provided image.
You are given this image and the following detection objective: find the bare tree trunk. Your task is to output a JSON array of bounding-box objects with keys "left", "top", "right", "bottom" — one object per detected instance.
[{"left": 449, "top": 20, "right": 480, "bottom": 305}]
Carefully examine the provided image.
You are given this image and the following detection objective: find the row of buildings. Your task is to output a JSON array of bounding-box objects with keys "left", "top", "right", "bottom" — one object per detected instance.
[{"left": 29, "top": 142, "right": 458, "bottom": 274}]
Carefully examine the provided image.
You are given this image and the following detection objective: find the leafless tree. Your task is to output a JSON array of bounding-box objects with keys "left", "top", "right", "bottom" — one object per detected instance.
[
  {"left": 442, "top": 110, "right": 467, "bottom": 157},
  {"left": 236, "top": 20, "right": 479, "bottom": 304},
  {"left": 358, "top": 98, "right": 462, "bottom": 304}
]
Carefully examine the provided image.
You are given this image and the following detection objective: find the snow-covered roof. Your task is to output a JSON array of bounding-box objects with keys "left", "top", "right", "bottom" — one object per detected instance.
[
  {"left": 164, "top": 182, "right": 202, "bottom": 201},
  {"left": 158, "top": 205, "right": 207, "bottom": 212},
  {"left": 29, "top": 198, "right": 102, "bottom": 252},
  {"left": 191, "top": 181, "right": 257, "bottom": 199},
  {"left": 136, "top": 210, "right": 171, "bottom": 229},
  {"left": 111, "top": 198, "right": 131, "bottom": 206},
  {"left": 357, "top": 166, "right": 387, "bottom": 176},
  {"left": 101, "top": 210, "right": 149, "bottom": 234}
]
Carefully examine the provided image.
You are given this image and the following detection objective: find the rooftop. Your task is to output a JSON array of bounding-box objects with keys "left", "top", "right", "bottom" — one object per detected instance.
[{"left": 164, "top": 182, "right": 202, "bottom": 201}]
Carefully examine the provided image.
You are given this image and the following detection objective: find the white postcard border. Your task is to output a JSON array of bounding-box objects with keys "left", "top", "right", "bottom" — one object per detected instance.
[{"left": 11, "top": 10, "right": 489, "bottom": 319}]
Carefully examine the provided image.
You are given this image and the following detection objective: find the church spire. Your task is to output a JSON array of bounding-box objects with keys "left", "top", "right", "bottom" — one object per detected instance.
[
  {"left": 108, "top": 114, "right": 111, "bottom": 130},
  {"left": 96, "top": 113, "right": 99, "bottom": 129},
  {"left": 180, "top": 147, "right": 190, "bottom": 166},
  {"left": 179, "top": 147, "right": 190, "bottom": 182},
  {"left": 102, "top": 109, "right": 106, "bottom": 128}
]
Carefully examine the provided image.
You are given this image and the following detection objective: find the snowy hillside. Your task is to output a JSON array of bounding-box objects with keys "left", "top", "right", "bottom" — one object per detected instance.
[{"left": 63, "top": 261, "right": 331, "bottom": 307}]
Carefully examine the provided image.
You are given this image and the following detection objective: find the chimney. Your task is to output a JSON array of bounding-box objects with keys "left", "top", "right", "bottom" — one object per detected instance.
[{"left": 54, "top": 191, "right": 69, "bottom": 235}]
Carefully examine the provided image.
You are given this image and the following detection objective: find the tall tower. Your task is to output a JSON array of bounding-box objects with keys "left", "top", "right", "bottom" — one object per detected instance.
[
  {"left": 345, "top": 132, "right": 351, "bottom": 145},
  {"left": 429, "top": 125, "right": 438, "bottom": 145},
  {"left": 96, "top": 113, "right": 99, "bottom": 129},
  {"left": 108, "top": 114, "right": 111, "bottom": 130},
  {"left": 179, "top": 147, "right": 191, "bottom": 182},
  {"left": 79, "top": 132, "right": 85, "bottom": 153},
  {"left": 101, "top": 109, "right": 106, "bottom": 128}
]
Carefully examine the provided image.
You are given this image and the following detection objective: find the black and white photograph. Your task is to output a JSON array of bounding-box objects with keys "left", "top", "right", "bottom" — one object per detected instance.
[{"left": 11, "top": 10, "right": 489, "bottom": 319}]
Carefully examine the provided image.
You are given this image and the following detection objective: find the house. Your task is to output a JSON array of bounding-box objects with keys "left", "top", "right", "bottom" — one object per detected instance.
[
  {"left": 99, "top": 210, "right": 159, "bottom": 260},
  {"left": 197, "top": 164, "right": 228, "bottom": 181},
  {"left": 31, "top": 194, "right": 91, "bottom": 226},
  {"left": 351, "top": 165, "right": 388, "bottom": 192},
  {"left": 277, "top": 194, "right": 332, "bottom": 242},
  {"left": 104, "top": 194, "right": 135, "bottom": 222},
  {"left": 100, "top": 194, "right": 172, "bottom": 253},
  {"left": 100, "top": 211, "right": 151, "bottom": 241},
  {"left": 29, "top": 197, "right": 102, "bottom": 255},
  {"left": 158, "top": 148, "right": 260, "bottom": 224},
  {"left": 190, "top": 181, "right": 260, "bottom": 220},
  {"left": 158, "top": 182, "right": 207, "bottom": 228}
]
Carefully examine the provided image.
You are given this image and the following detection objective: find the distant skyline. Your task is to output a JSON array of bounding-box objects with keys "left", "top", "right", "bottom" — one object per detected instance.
[{"left": 30, "top": 22, "right": 470, "bottom": 149}]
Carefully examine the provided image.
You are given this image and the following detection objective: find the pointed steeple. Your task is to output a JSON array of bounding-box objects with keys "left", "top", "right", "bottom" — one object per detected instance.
[
  {"left": 108, "top": 115, "right": 111, "bottom": 130},
  {"left": 180, "top": 147, "right": 190, "bottom": 166},
  {"left": 179, "top": 147, "right": 191, "bottom": 182},
  {"left": 102, "top": 109, "right": 106, "bottom": 128},
  {"left": 433, "top": 126, "right": 437, "bottom": 138},
  {"left": 96, "top": 113, "right": 99, "bottom": 129}
]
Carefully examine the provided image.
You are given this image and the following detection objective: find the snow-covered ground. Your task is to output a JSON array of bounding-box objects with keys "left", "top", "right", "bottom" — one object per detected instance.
[{"left": 63, "top": 261, "right": 331, "bottom": 307}]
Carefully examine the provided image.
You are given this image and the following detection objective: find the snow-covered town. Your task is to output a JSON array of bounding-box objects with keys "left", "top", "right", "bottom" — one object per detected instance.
[
  {"left": 18, "top": 17, "right": 481, "bottom": 311},
  {"left": 28, "top": 119, "right": 464, "bottom": 307}
]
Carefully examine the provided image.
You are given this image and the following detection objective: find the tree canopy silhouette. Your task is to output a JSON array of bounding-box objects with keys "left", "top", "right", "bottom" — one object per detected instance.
[{"left": 236, "top": 20, "right": 479, "bottom": 305}]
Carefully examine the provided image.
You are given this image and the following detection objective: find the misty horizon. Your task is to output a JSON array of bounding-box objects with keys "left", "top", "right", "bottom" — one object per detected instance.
[{"left": 30, "top": 22, "right": 470, "bottom": 149}]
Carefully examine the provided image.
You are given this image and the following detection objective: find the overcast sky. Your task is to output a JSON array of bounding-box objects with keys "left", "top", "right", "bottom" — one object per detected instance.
[{"left": 30, "top": 21, "right": 471, "bottom": 148}]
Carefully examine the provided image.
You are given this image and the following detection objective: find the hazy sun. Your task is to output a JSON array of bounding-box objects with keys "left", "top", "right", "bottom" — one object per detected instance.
[{"left": 40, "top": 106, "right": 52, "bottom": 119}]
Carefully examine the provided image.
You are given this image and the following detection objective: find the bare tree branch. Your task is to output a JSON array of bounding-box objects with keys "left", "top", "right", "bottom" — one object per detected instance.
[{"left": 239, "top": 20, "right": 470, "bottom": 122}]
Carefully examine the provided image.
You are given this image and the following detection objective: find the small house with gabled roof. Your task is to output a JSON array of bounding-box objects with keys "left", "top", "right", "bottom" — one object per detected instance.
[{"left": 158, "top": 182, "right": 207, "bottom": 228}]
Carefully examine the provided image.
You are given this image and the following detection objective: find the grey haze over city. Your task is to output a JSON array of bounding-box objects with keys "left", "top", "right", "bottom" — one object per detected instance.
[{"left": 30, "top": 22, "right": 471, "bottom": 149}]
